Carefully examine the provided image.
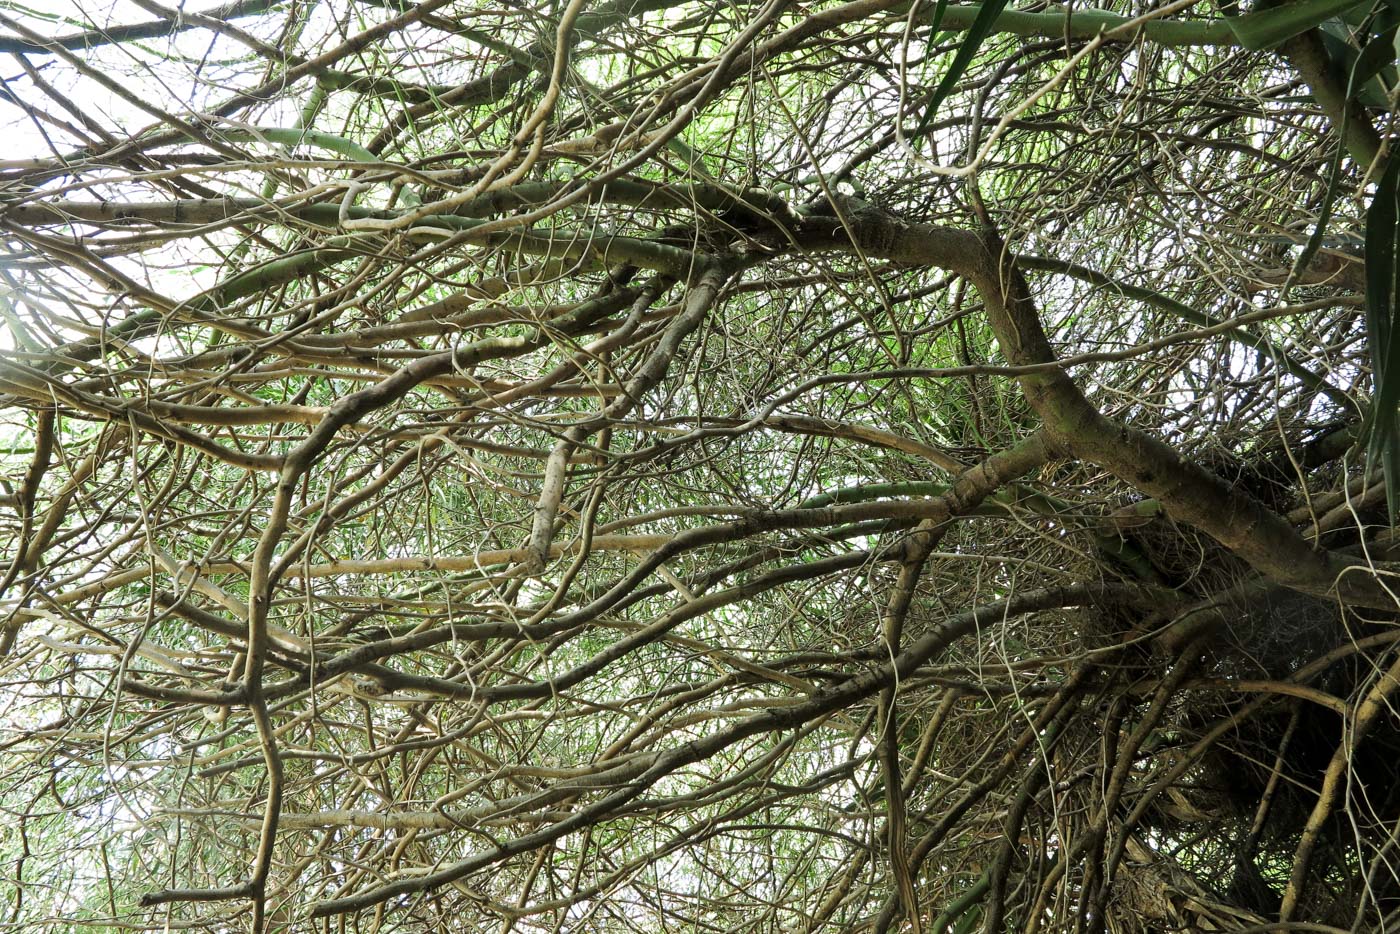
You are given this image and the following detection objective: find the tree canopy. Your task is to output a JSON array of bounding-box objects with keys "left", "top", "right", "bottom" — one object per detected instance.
[{"left": 2, "top": 0, "right": 1399, "bottom": 930}]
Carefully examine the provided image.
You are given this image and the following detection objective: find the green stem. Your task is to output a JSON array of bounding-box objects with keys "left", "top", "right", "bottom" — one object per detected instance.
[{"left": 929, "top": 872, "right": 990, "bottom": 934}]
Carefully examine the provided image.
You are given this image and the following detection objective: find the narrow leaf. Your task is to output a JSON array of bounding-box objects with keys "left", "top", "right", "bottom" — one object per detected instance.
[
  {"left": 1365, "top": 156, "right": 1400, "bottom": 521},
  {"left": 912, "top": 0, "right": 1011, "bottom": 140}
]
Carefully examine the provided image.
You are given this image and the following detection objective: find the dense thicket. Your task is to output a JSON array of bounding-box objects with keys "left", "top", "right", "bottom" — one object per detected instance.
[{"left": 1, "top": 0, "right": 1398, "bottom": 930}]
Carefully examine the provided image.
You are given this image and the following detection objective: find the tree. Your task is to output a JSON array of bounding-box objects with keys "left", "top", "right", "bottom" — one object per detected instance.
[{"left": 0, "top": 0, "right": 1398, "bottom": 929}]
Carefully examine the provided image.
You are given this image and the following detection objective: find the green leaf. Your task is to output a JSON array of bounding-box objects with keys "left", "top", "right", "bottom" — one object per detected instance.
[
  {"left": 1291, "top": 23, "right": 1375, "bottom": 288},
  {"left": 1227, "top": 0, "right": 1371, "bottom": 50},
  {"left": 1365, "top": 155, "right": 1400, "bottom": 523},
  {"left": 1354, "top": 26, "right": 1400, "bottom": 95},
  {"left": 1317, "top": 23, "right": 1398, "bottom": 110},
  {"left": 912, "top": 0, "right": 1011, "bottom": 140}
]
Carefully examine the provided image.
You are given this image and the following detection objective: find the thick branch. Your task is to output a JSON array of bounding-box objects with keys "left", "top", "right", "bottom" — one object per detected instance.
[{"left": 798, "top": 206, "right": 1398, "bottom": 611}]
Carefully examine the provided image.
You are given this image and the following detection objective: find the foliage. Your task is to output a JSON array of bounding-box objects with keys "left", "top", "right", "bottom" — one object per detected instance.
[{"left": 1, "top": 0, "right": 1399, "bottom": 931}]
